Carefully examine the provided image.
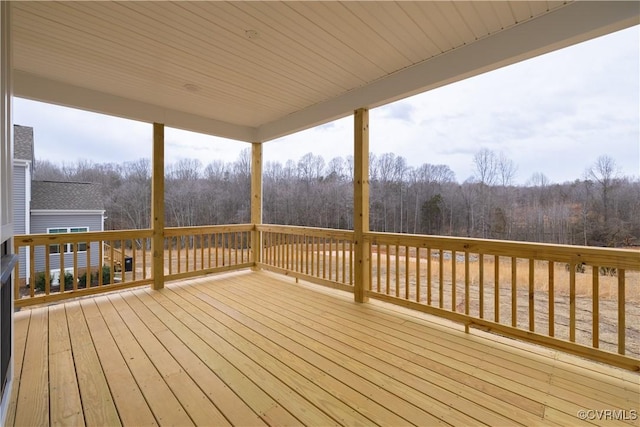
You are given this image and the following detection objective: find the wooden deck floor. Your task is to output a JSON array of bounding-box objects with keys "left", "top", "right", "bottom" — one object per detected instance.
[{"left": 6, "top": 270, "right": 639, "bottom": 426}]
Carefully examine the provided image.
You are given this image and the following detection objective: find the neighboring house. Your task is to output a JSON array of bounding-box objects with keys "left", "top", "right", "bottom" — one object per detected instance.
[
  {"left": 13, "top": 125, "right": 105, "bottom": 284},
  {"left": 13, "top": 126, "right": 33, "bottom": 282}
]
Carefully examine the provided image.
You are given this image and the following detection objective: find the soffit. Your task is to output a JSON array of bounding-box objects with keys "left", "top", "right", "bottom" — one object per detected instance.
[{"left": 11, "top": 1, "right": 639, "bottom": 142}]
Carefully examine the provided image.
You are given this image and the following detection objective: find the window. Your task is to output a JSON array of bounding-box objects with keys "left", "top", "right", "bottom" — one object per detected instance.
[{"left": 48, "top": 227, "right": 88, "bottom": 254}]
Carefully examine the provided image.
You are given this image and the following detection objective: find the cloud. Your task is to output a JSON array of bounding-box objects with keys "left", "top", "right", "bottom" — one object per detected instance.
[{"left": 376, "top": 103, "right": 415, "bottom": 122}]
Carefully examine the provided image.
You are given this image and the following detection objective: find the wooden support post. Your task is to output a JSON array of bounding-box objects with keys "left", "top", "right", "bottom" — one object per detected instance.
[
  {"left": 151, "top": 123, "right": 165, "bottom": 290},
  {"left": 251, "top": 142, "right": 263, "bottom": 269},
  {"left": 354, "top": 108, "right": 370, "bottom": 303}
]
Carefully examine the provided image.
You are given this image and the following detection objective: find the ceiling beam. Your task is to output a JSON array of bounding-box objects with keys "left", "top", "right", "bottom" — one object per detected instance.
[
  {"left": 256, "top": 1, "right": 639, "bottom": 142},
  {"left": 13, "top": 70, "right": 258, "bottom": 142}
]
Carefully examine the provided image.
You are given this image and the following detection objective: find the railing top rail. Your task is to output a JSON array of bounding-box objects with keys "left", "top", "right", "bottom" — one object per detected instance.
[
  {"left": 164, "top": 224, "right": 253, "bottom": 236},
  {"left": 14, "top": 229, "right": 153, "bottom": 244},
  {"left": 257, "top": 224, "right": 354, "bottom": 239},
  {"left": 366, "top": 231, "right": 640, "bottom": 270}
]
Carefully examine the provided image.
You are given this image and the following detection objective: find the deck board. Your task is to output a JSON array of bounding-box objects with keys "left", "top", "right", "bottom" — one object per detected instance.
[
  {"left": 14, "top": 309, "right": 49, "bottom": 427},
  {"left": 8, "top": 270, "right": 640, "bottom": 426},
  {"left": 5, "top": 311, "right": 30, "bottom": 427},
  {"left": 80, "top": 298, "right": 158, "bottom": 426},
  {"left": 48, "top": 305, "right": 85, "bottom": 427},
  {"left": 65, "top": 301, "right": 121, "bottom": 427},
  {"left": 205, "top": 277, "right": 540, "bottom": 425}
]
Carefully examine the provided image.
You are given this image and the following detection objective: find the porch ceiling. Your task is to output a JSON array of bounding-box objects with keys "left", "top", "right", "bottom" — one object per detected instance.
[{"left": 11, "top": 1, "right": 639, "bottom": 143}]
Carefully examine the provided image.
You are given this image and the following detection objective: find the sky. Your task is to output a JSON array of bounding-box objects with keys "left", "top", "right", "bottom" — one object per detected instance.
[{"left": 13, "top": 25, "right": 639, "bottom": 185}]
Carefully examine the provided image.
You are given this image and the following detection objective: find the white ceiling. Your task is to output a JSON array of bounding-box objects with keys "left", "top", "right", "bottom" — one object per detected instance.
[{"left": 11, "top": 1, "right": 639, "bottom": 143}]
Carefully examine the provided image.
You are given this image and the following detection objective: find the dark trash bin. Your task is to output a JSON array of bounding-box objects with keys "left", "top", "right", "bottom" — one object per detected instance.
[{"left": 124, "top": 256, "right": 133, "bottom": 272}]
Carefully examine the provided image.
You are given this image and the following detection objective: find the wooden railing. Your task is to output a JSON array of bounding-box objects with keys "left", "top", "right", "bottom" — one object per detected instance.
[
  {"left": 164, "top": 224, "right": 253, "bottom": 281},
  {"left": 103, "top": 242, "right": 124, "bottom": 268},
  {"left": 256, "top": 225, "right": 355, "bottom": 293},
  {"left": 13, "top": 229, "right": 153, "bottom": 308},
  {"left": 365, "top": 231, "right": 640, "bottom": 371},
  {"left": 12, "top": 223, "right": 639, "bottom": 370}
]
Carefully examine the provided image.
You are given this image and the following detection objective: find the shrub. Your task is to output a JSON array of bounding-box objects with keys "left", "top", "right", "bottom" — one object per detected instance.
[
  {"left": 33, "top": 271, "right": 73, "bottom": 292},
  {"left": 599, "top": 266, "right": 617, "bottom": 277},
  {"left": 98, "top": 266, "right": 112, "bottom": 285},
  {"left": 78, "top": 266, "right": 112, "bottom": 288},
  {"left": 34, "top": 272, "right": 51, "bottom": 292},
  {"left": 565, "top": 263, "right": 586, "bottom": 273}
]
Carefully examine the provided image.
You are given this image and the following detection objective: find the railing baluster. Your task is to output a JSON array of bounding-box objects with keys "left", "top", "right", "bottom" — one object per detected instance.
[
  {"left": 511, "top": 256, "right": 517, "bottom": 328},
  {"left": 274, "top": 233, "right": 279, "bottom": 267},
  {"left": 120, "top": 239, "right": 125, "bottom": 283},
  {"left": 311, "top": 236, "right": 315, "bottom": 277},
  {"left": 186, "top": 235, "right": 191, "bottom": 273},
  {"left": 200, "top": 234, "right": 205, "bottom": 270},
  {"left": 206, "top": 235, "right": 211, "bottom": 268},
  {"left": 618, "top": 269, "right": 625, "bottom": 355},
  {"left": 439, "top": 249, "right": 444, "bottom": 309},
  {"left": 235, "top": 232, "right": 239, "bottom": 266},
  {"left": 548, "top": 261, "right": 554, "bottom": 337},
  {"left": 375, "top": 242, "right": 380, "bottom": 293},
  {"left": 529, "top": 259, "right": 534, "bottom": 332},
  {"left": 341, "top": 240, "right": 346, "bottom": 283},
  {"left": 143, "top": 238, "right": 148, "bottom": 279},
  {"left": 368, "top": 240, "right": 372, "bottom": 291},
  {"left": 405, "top": 246, "right": 410, "bottom": 300},
  {"left": 395, "top": 245, "right": 400, "bottom": 298},
  {"left": 465, "top": 252, "right": 470, "bottom": 317},
  {"left": 295, "top": 234, "right": 299, "bottom": 272},
  {"left": 386, "top": 244, "right": 390, "bottom": 295},
  {"left": 286, "top": 234, "right": 291, "bottom": 270},
  {"left": 306, "top": 236, "right": 310, "bottom": 276},
  {"left": 592, "top": 266, "right": 599, "bottom": 348},
  {"left": 73, "top": 243, "right": 78, "bottom": 291},
  {"left": 329, "top": 238, "right": 334, "bottom": 281},
  {"left": 60, "top": 240, "right": 65, "bottom": 292},
  {"left": 416, "top": 248, "right": 421, "bottom": 303},
  {"left": 349, "top": 240, "right": 354, "bottom": 286},
  {"left": 29, "top": 245, "right": 35, "bottom": 297},
  {"left": 215, "top": 233, "right": 220, "bottom": 268},
  {"left": 168, "top": 238, "right": 173, "bottom": 275},
  {"left": 494, "top": 255, "right": 500, "bottom": 323},
  {"left": 45, "top": 244, "right": 51, "bottom": 295},
  {"left": 479, "top": 253, "right": 484, "bottom": 319},
  {"left": 452, "top": 250, "right": 456, "bottom": 312},
  {"left": 427, "top": 248, "right": 432, "bottom": 305},
  {"left": 570, "top": 262, "right": 576, "bottom": 342},
  {"left": 132, "top": 240, "right": 137, "bottom": 282},
  {"left": 177, "top": 237, "right": 182, "bottom": 273},
  {"left": 322, "top": 238, "right": 326, "bottom": 279}
]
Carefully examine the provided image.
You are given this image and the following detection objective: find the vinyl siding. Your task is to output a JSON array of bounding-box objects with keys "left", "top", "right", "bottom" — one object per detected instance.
[
  {"left": 13, "top": 164, "right": 27, "bottom": 278},
  {"left": 31, "top": 213, "right": 103, "bottom": 275}
]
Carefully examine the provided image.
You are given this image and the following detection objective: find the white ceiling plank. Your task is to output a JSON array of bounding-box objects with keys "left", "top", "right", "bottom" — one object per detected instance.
[
  {"left": 257, "top": 1, "right": 639, "bottom": 142},
  {"left": 14, "top": 71, "right": 258, "bottom": 142},
  {"left": 11, "top": 1, "right": 638, "bottom": 144}
]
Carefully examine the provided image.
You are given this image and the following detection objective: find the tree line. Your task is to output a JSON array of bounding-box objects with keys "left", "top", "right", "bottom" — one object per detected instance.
[{"left": 33, "top": 149, "right": 640, "bottom": 248}]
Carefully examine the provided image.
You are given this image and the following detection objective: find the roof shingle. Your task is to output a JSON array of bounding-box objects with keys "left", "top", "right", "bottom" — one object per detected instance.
[
  {"left": 14, "top": 125, "right": 33, "bottom": 161},
  {"left": 31, "top": 181, "right": 104, "bottom": 211}
]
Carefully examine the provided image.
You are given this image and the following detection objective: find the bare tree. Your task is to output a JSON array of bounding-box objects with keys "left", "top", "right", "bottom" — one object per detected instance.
[
  {"left": 472, "top": 148, "right": 498, "bottom": 186},
  {"left": 497, "top": 152, "right": 517, "bottom": 186},
  {"left": 587, "top": 155, "right": 619, "bottom": 225}
]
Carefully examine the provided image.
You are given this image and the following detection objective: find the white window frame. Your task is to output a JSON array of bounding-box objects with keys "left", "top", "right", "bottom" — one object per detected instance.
[{"left": 47, "top": 227, "right": 89, "bottom": 254}]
